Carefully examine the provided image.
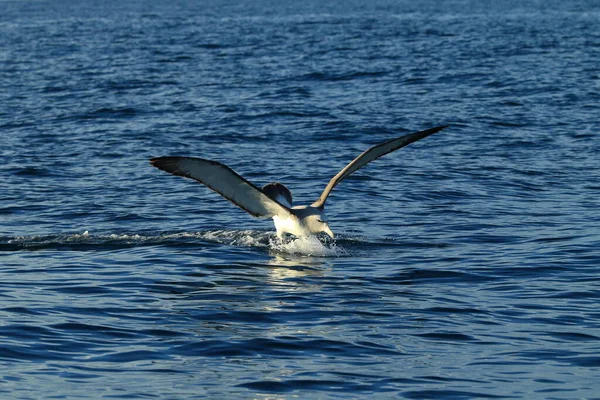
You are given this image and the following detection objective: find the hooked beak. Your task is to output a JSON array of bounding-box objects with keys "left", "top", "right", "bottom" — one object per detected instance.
[{"left": 323, "top": 224, "right": 334, "bottom": 239}]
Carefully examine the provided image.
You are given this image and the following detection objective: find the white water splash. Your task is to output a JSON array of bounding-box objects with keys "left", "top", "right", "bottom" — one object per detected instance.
[
  {"left": 269, "top": 235, "right": 346, "bottom": 257},
  {"left": 197, "top": 229, "right": 272, "bottom": 248},
  {"left": 186, "top": 230, "right": 346, "bottom": 257},
  {"left": 4, "top": 229, "right": 348, "bottom": 257}
]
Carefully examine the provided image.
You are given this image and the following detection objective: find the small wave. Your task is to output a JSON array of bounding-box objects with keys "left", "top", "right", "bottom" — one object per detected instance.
[
  {"left": 12, "top": 166, "right": 53, "bottom": 177},
  {"left": 299, "top": 70, "right": 389, "bottom": 82}
]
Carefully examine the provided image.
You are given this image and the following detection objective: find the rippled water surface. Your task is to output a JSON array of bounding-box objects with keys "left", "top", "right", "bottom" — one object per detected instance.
[{"left": 2, "top": 0, "right": 600, "bottom": 398}]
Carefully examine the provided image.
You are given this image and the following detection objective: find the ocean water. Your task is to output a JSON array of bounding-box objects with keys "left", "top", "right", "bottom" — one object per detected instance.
[{"left": 2, "top": 0, "right": 600, "bottom": 398}]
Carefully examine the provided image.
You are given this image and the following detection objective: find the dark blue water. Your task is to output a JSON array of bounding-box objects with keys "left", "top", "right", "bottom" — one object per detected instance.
[{"left": 2, "top": 0, "right": 600, "bottom": 398}]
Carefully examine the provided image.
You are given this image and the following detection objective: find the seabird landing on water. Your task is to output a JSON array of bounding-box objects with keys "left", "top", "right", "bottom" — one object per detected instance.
[{"left": 150, "top": 125, "right": 448, "bottom": 241}]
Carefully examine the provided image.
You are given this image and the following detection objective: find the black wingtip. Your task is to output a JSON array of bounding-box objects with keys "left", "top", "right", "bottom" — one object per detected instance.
[
  {"left": 149, "top": 157, "right": 164, "bottom": 170},
  {"left": 149, "top": 157, "right": 183, "bottom": 175},
  {"left": 432, "top": 124, "right": 450, "bottom": 133},
  {"left": 149, "top": 157, "right": 164, "bottom": 166},
  {"left": 416, "top": 124, "right": 450, "bottom": 139},
  {"left": 150, "top": 156, "right": 181, "bottom": 165}
]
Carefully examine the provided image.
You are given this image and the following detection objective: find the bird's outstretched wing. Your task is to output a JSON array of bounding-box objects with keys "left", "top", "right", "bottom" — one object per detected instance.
[
  {"left": 150, "top": 157, "right": 290, "bottom": 218},
  {"left": 312, "top": 125, "right": 449, "bottom": 208}
]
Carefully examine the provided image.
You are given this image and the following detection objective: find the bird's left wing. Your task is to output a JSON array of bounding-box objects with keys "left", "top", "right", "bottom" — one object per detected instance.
[
  {"left": 312, "top": 125, "right": 448, "bottom": 208},
  {"left": 150, "top": 157, "right": 290, "bottom": 218}
]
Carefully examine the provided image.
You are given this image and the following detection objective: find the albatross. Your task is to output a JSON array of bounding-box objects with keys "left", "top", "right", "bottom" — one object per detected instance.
[{"left": 150, "top": 125, "right": 448, "bottom": 240}]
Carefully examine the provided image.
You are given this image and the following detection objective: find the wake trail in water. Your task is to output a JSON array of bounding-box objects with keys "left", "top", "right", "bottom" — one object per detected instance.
[{"left": 1, "top": 230, "right": 348, "bottom": 257}]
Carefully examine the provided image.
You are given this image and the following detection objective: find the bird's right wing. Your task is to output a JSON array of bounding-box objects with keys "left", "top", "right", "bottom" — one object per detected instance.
[
  {"left": 312, "top": 125, "right": 448, "bottom": 208},
  {"left": 150, "top": 157, "right": 290, "bottom": 218}
]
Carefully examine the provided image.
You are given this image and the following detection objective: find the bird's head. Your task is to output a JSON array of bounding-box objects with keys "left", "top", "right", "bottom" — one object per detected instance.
[{"left": 305, "top": 213, "right": 334, "bottom": 239}]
